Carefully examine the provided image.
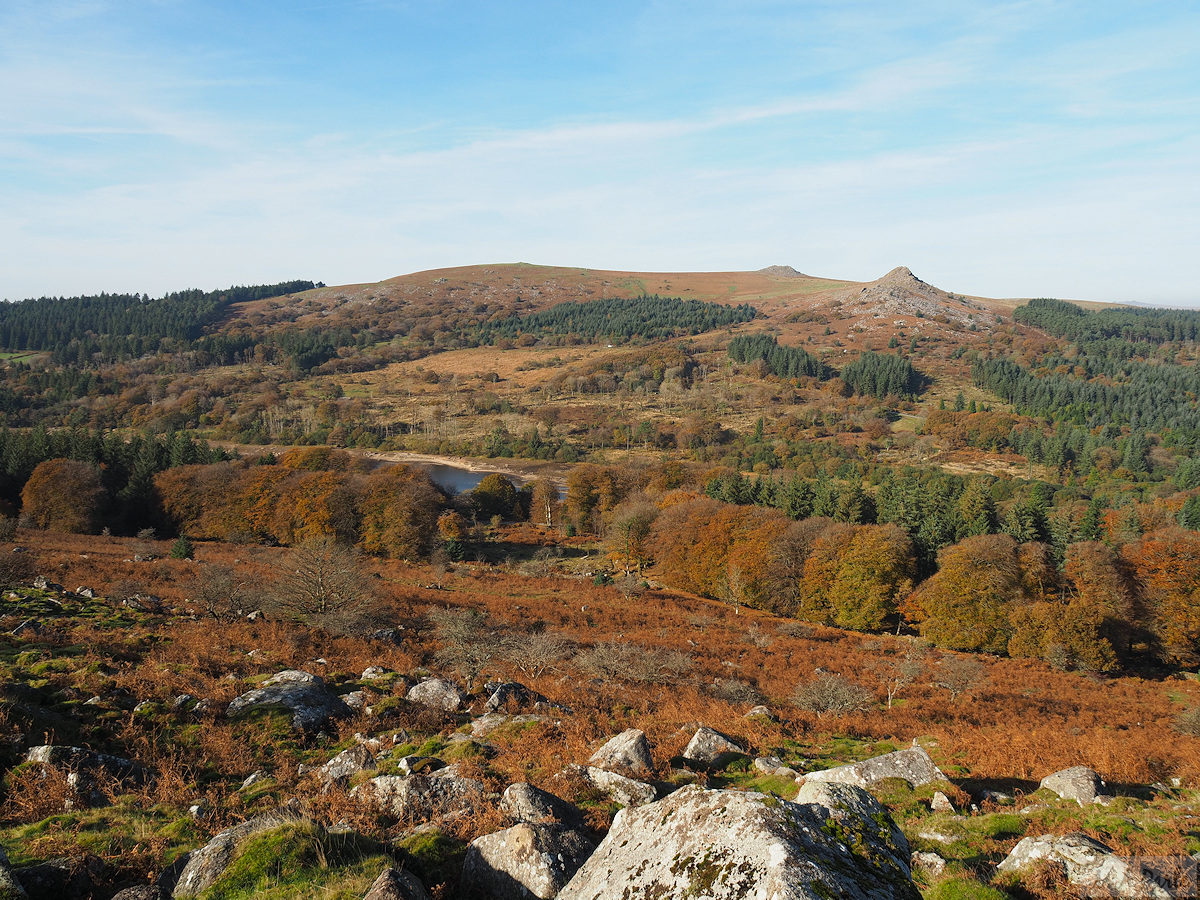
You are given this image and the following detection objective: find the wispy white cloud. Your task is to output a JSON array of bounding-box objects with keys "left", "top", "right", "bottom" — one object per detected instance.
[{"left": 1, "top": 0, "right": 1198, "bottom": 303}]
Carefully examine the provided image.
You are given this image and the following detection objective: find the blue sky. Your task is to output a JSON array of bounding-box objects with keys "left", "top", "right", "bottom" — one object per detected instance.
[{"left": 2, "top": 1, "right": 1198, "bottom": 304}]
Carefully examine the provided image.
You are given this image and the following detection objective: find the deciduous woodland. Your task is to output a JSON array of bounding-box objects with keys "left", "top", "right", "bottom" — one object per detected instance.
[{"left": 0, "top": 263, "right": 1197, "bottom": 899}]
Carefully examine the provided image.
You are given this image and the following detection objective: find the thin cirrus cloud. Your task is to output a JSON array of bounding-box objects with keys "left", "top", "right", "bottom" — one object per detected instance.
[{"left": 1, "top": 1, "right": 1198, "bottom": 305}]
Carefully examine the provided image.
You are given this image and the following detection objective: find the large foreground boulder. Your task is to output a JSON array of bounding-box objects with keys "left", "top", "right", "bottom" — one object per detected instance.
[
  {"left": 225, "top": 671, "right": 351, "bottom": 732},
  {"left": 462, "top": 822, "right": 595, "bottom": 899},
  {"left": 500, "top": 783, "right": 585, "bottom": 829},
  {"left": 802, "top": 741, "right": 945, "bottom": 789},
  {"left": 558, "top": 782, "right": 919, "bottom": 900},
  {"left": 1038, "top": 766, "right": 1111, "bottom": 806},
  {"left": 588, "top": 729, "right": 653, "bottom": 776},
  {"left": 997, "top": 833, "right": 1174, "bottom": 899}
]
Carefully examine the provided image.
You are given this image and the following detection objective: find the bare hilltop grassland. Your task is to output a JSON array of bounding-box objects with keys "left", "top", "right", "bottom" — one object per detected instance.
[{"left": 0, "top": 262, "right": 1198, "bottom": 899}]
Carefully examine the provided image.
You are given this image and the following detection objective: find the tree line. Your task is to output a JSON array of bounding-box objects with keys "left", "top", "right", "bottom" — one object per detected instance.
[
  {"left": 0, "top": 426, "right": 230, "bottom": 533},
  {"left": 0, "top": 280, "right": 319, "bottom": 366},
  {"left": 478, "top": 295, "right": 757, "bottom": 345},
  {"left": 728, "top": 335, "right": 925, "bottom": 401},
  {"left": 1015, "top": 296, "right": 1200, "bottom": 345}
]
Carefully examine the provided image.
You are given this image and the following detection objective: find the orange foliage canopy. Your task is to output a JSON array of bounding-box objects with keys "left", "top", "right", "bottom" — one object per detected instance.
[
  {"left": 154, "top": 460, "right": 443, "bottom": 559},
  {"left": 1122, "top": 527, "right": 1200, "bottom": 665},
  {"left": 21, "top": 458, "right": 104, "bottom": 534}
]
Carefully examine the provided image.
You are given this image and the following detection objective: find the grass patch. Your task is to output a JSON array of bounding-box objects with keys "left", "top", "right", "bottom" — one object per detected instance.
[
  {"left": 923, "top": 876, "right": 1009, "bottom": 900},
  {"left": 197, "top": 821, "right": 387, "bottom": 900},
  {"left": 394, "top": 828, "right": 466, "bottom": 889}
]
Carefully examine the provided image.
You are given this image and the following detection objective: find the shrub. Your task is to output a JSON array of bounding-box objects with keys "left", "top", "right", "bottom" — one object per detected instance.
[
  {"left": 574, "top": 642, "right": 691, "bottom": 684},
  {"left": 170, "top": 535, "right": 195, "bottom": 560},
  {"left": 711, "top": 678, "right": 765, "bottom": 705},
  {"left": 791, "top": 673, "right": 873, "bottom": 718}
]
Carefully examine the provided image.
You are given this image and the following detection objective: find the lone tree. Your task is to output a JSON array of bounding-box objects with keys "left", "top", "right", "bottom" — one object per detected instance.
[{"left": 271, "top": 538, "right": 374, "bottom": 634}]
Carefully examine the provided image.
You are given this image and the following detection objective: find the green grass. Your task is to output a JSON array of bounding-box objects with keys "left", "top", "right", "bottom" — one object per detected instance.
[
  {"left": 197, "top": 822, "right": 389, "bottom": 900},
  {"left": 393, "top": 828, "right": 466, "bottom": 888},
  {"left": 0, "top": 799, "right": 201, "bottom": 868},
  {"left": 922, "top": 877, "right": 1008, "bottom": 900}
]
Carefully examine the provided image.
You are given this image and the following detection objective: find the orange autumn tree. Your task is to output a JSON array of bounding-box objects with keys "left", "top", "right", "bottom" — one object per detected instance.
[
  {"left": 796, "top": 523, "right": 915, "bottom": 631},
  {"left": 649, "top": 498, "right": 787, "bottom": 607},
  {"left": 1006, "top": 540, "right": 1120, "bottom": 672},
  {"left": 21, "top": 458, "right": 104, "bottom": 533},
  {"left": 1122, "top": 527, "right": 1200, "bottom": 665},
  {"left": 827, "top": 524, "right": 916, "bottom": 632},
  {"left": 154, "top": 461, "right": 246, "bottom": 539},
  {"left": 357, "top": 464, "right": 444, "bottom": 560},
  {"left": 904, "top": 533, "right": 1025, "bottom": 653}
]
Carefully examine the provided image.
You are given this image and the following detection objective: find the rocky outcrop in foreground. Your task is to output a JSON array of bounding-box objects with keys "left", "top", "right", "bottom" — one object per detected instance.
[
  {"left": 557, "top": 782, "right": 919, "bottom": 900},
  {"left": 997, "top": 832, "right": 1175, "bottom": 899}
]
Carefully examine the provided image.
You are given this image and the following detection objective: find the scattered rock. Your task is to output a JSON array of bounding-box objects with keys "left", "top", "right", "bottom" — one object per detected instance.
[
  {"left": 588, "top": 729, "right": 653, "bottom": 776},
  {"left": 753, "top": 755, "right": 784, "bottom": 775},
  {"left": 997, "top": 832, "right": 1173, "bottom": 899},
  {"left": 405, "top": 679, "right": 466, "bottom": 712},
  {"left": 240, "top": 771, "right": 268, "bottom": 790},
  {"left": 354, "top": 769, "right": 485, "bottom": 822},
  {"left": 13, "top": 854, "right": 104, "bottom": 900},
  {"left": 369, "top": 628, "right": 404, "bottom": 645},
  {"left": 172, "top": 813, "right": 299, "bottom": 898},
  {"left": 362, "top": 867, "right": 432, "bottom": 900},
  {"left": 1039, "top": 766, "right": 1112, "bottom": 806},
  {"left": 110, "top": 887, "right": 169, "bottom": 900},
  {"left": 396, "top": 756, "right": 443, "bottom": 776},
  {"left": 484, "top": 681, "right": 547, "bottom": 712},
  {"left": 558, "top": 782, "right": 918, "bottom": 900},
  {"left": 682, "top": 726, "right": 745, "bottom": 767},
  {"left": 910, "top": 851, "right": 946, "bottom": 878},
  {"left": 565, "top": 765, "right": 656, "bottom": 808},
  {"left": 75, "top": 587, "right": 95, "bottom": 599},
  {"left": 0, "top": 846, "right": 29, "bottom": 900},
  {"left": 803, "top": 740, "right": 945, "bottom": 789},
  {"left": 316, "top": 744, "right": 376, "bottom": 788},
  {"left": 471, "top": 713, "right": 547, "bottom": 738},
  {"left": 462, "top": 822, "right": 595, "bottom": 899},
  {"left": 225, "top": 670, "right": 351, "bottom": 732},
  {"left": 930, "top": 791, "right": 955, "bottom": 813},
  {"left": 343, "top": 690, "right": 368, "bottom": 711},
  {"left": 361, "top": 666, "right": 390, "bottom": 680},
  {"left": 500, "top": 783, "right": 584, "bottom": 829},
  {"left": 24, "top": 745, "right": 150, "bottom": 806}
]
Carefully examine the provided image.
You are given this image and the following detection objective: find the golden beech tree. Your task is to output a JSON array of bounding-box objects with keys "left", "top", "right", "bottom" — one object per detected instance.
[
  {"left": 904, "top": 533, "right": 1024, "bottom": 653},
  {"left": 1064, "top": 540, "right": 1139, "bottom": 661},
  {"left": 1122, "top": 527, "right": 1200, "bottom": 665},
  {"left": 357, "top": 464, "right": 443, "bottom": 560},
  {"left": 648, "top": 498, "right": 786, "bottom": 606},
  {"left": 796, "top": 524, "right": 915, "bottom": 631},
  {"left": 826, "top": 524, "right": 915, "bottom": 632},
  {"left": 21, "top": 458, "right": 104, "bottom": 533}
]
